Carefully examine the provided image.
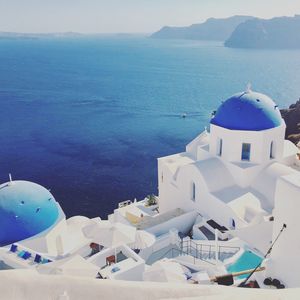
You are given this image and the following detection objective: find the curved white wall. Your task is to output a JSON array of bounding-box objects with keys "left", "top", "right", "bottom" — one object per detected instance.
[
  {"left": 269, "top": 174, "right": 300, "bottom": 287},
  {"left": 209, "top": 124, "right": 286, "bottom": 165}
]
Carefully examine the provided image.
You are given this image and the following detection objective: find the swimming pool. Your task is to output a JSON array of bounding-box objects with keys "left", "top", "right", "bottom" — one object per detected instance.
[{"left": 226, "top": 250, "right": 263, "bottom": 279}]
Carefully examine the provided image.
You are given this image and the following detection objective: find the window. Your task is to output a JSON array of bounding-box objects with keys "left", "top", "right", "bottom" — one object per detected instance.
[
  {"left": 230, "top": 218, "right": 236, "bottom": 229},
  {"left": 241, "top": 143, "right": 251, "bottom": 161},
  {"left": 217, "top": 138, "right": 223, "bottom": 156},
  {"left": 191, "top": 182, "right": 196, "bottom": 202},
  {"left": 270, "top": 141, "right": 275, "bottom": 159}
]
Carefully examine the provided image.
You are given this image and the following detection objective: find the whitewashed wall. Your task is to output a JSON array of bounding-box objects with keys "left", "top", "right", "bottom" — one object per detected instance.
[
  {"left": 269, "top": 174, "right": 300, "bottom": 287},
  {"left": 146, "top": 211, "right": 198, "bottom": 237},
  {"left": 209, "top": 124, "right": 286, "bottom": 165}
]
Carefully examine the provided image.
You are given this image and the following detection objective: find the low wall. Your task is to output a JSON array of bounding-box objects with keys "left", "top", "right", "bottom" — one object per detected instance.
[
  {"left": 147, "top": 211, "right": 198, "bottom": 237},
  {"left": 0, "top": 269, "right": 298, "bottom": 300},
  {"left": 113, "top": 262, "right": 144, "bottom": 281},
  {"left": 88, "top": 245, "right": 143, "bottom": 266},
  {"left": 87, "top": 245, "right": 145, "bottom": 281}
]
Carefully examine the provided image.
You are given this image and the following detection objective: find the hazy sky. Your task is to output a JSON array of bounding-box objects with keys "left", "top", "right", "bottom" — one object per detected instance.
[{"left": 0, "top": 0, "right": 300, "bottom": 33}]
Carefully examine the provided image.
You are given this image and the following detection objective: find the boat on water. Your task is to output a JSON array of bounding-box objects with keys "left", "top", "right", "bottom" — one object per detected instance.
[{"left": 1, "top": 88, "right": 300, "bottom": 293}]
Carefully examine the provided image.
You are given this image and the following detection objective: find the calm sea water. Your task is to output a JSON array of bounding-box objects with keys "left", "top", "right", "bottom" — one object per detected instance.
[{"left": 0, "top": 37, "right": 300, "bottom": 218}]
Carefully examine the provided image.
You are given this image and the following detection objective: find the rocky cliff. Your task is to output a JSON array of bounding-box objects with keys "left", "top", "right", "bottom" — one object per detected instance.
[
  {"left": 225, "top": 15, "right": 300, "bottom": 49},
  {"left": 151, "top": 16, "right": 253, "bottom": 41},
  {"left": 281, "top": 100, "right": 300, "bottom": 145}
]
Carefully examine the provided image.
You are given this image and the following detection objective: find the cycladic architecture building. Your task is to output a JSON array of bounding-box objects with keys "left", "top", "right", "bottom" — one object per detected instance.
[
  {"left": 158, "top": 89, "right": 300, "bottom": 287},
  {"left": 0, "top": 180, "right": 64, "bottom": 247},
  {"left": 2, "top": 88, "right": 300, "bottom": 290},
  {"left": 0, "top": 180, "right": 94, "bottom": 257}
]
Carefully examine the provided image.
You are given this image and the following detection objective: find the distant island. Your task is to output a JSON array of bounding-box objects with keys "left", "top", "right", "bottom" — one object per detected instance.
[
  {"left": 225, "top": 15, "right": 300, "bottom": 49},
  {"left": 150, "top": 16, "right": 253, "bottom": 41},
  {"left": 151, "top": 14, "right": 300, "bottom": 50},
  {"left": 0, "top": 31, "right": 83, "bottom": 39},
  {"left": 0, "top": 32, "right": 146, "bottom": 40}
]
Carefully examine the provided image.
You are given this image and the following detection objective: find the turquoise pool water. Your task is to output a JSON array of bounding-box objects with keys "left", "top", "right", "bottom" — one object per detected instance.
[{"left": 227, "top": 251, "right": 263, "bottom": 279}]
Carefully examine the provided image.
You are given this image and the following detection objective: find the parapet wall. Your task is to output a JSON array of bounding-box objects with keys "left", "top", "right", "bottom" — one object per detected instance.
[{"left": 0, "top": 269, "right": 298, "bottom": 300}]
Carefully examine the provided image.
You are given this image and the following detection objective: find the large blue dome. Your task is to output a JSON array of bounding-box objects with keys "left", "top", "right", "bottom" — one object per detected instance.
[
  {"left": 210, "top": 91, "right": 283, "bottom": 131},
  {"left": 0, "top": 180, "right": 60, "bottom": 246}
]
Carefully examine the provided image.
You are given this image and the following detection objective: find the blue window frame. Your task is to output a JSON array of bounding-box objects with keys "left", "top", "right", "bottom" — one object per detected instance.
[{"left": 241, "top": 143, "right": 251, "bottom": 161}]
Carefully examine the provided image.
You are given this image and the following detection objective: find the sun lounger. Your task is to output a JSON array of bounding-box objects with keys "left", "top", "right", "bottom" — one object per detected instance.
[
  {"left": 9, "top": 244, "right": 18, "bottom": 253},
  {"left": 34, "top": 254, "right": 42, "bottom": 263},
  {"left": 22, "top": 251, "right": 31, "bottom": 260}
]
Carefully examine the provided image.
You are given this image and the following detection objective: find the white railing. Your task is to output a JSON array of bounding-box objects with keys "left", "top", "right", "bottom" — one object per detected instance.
[{"left": 118, "top": 200, "right": 132, "bottom": 208}]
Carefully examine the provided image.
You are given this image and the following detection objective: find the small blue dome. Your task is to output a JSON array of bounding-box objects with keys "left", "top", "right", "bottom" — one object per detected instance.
[
  {"left": 0, "top": 180, "right": 60, "bottom": 246},
  {"left": 210, "top": 91, "right": 283, "bottom": 131}
]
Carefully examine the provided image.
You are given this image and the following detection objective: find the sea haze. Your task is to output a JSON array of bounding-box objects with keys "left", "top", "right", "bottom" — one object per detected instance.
[{"left": 0, "top": 37, "right": 299, "bottom": 218}]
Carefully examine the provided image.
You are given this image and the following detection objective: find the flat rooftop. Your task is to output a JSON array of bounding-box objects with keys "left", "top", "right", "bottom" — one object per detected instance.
[{"left": 137, "top": 208, "right": 185, "bottom": 230}]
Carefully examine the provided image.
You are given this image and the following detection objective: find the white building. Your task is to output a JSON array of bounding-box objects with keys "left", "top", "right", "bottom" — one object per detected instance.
[
  {"left": 2, "top": 88, "right": 300, "bottom": 289},
  {"left": 158, "top": 89, "right": 300, "bottom": 287},
  {"left": 0, "top": 181, "right": 146, "bottom": 281}
]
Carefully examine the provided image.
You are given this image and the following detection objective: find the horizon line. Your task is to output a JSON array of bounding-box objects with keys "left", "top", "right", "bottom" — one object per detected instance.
[{"left": 2, "top": 13, "right": 299, "bottom": 36}]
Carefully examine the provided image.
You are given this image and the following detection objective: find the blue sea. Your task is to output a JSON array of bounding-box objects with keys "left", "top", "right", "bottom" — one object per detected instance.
[{"left": 0, "top": 36, "right": 300, "bottom": 218}]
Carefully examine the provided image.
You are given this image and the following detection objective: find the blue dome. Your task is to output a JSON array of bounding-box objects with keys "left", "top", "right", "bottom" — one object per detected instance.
[
  {"left": 0, "top": 180, "right": 60, "bottom": 246},
  {"left": 210, "top": 91, "right": 283, "bottom": 131}
]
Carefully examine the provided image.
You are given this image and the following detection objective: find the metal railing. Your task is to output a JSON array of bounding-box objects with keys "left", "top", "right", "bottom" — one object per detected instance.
[
  {"left": 149, "top": 238, "right": 239, "bottom": 266},
  {"left": 181, "top": 239, "right": 240, "bottom": 262},
  {"left": 155, "top": 246, "right": 215, "bottom": 266}
]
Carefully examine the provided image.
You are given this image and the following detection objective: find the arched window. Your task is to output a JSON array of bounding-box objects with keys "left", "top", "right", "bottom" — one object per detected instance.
[
  {"left": 191, "top": 182, "right": 196, "bottom": 202},
  {"left": 231, "top": 218, "right": 236, "bottom": 229},
  {"left": 241, "top": 143, "right": 251, "bottom": 161},
  {"left": 217, "top": 138, "right": 223, "bottom": 156},
  {"left": 270, "top": 141, "right": 275, "bottom": 159}
]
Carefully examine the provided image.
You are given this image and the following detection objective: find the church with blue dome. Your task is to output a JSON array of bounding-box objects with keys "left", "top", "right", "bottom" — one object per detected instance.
[
  {"left": 157, "top": 88, "right": 300, "bottom": 287},
  {"left": 158, "top": 88, "right": 296, "bottom": 213},
  {"left": 0, "top": 180, "right": 63, "bottom": 246},
  {"left": 1, "top": 88, "right": 300, "bottom": 288}
]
